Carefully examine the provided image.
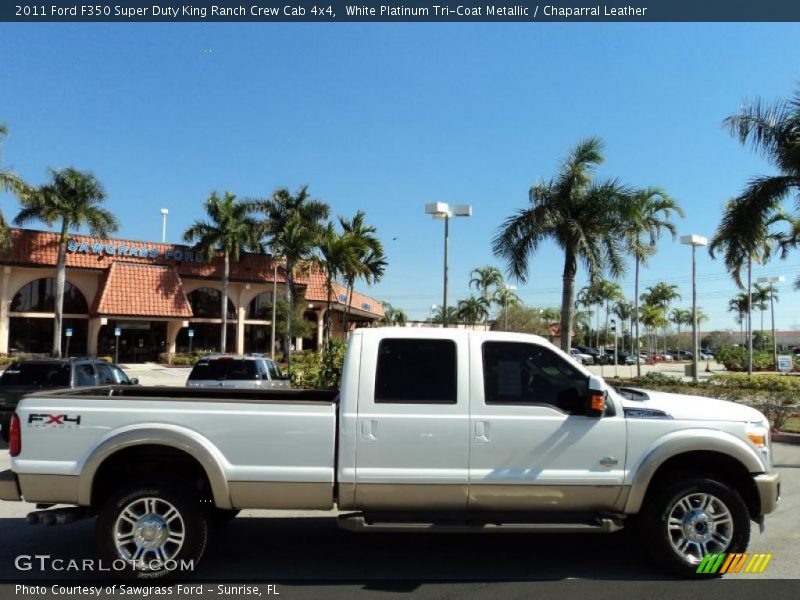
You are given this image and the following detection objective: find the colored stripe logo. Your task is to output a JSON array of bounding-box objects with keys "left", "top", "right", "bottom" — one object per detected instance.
[{"left": 696, "top": 553, "right": 773, "bottom": 574}]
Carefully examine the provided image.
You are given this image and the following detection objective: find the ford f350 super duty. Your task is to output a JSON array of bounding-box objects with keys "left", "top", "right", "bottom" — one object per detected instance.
[{"left": 0, "top": 329, "right": 780, "bottom": 578}]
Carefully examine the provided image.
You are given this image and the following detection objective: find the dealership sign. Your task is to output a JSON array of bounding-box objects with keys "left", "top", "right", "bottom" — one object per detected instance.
[{"left": 67, "top": 239, "right": 204, "bottom": 263}]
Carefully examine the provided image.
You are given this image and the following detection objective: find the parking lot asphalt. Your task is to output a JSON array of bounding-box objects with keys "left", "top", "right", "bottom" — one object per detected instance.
[{"left": 0, "top": 443, "right": 797, "bottom": 584}]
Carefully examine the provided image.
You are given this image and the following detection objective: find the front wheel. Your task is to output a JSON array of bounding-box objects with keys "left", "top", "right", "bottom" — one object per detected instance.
[
  {"left": 638, "top": 474, "right": 750, "bottom": 578},
  {"left": 96, "top": 480, "right": 208, "bottom": 579}
]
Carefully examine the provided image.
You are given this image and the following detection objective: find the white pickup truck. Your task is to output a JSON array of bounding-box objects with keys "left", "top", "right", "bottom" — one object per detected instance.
[{"left": 0, "top": 328, "right": 780, "bottom": 579}]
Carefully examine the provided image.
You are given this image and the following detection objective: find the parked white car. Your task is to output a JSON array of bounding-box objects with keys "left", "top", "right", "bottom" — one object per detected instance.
[{"left": 570, "top": 348, "right": 594, "bottom": 365}]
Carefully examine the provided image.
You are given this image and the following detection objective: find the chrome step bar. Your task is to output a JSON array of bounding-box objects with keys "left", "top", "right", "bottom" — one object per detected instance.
[{"left": 338, "top": 513, "right": 624, "bottom": 534}]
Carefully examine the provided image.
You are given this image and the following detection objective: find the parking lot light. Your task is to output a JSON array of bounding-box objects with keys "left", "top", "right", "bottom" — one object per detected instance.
[{"left": 680, "top": 234, "right": 708, "bottom": 383}]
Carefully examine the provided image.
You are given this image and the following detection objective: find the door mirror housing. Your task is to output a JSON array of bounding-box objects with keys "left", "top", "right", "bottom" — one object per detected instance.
[
  {"left": 586, "top": 375, "right": 605, "bottom": 417},
  {"left": 128, "top": 377, "right": 139, "bottom": 386}
]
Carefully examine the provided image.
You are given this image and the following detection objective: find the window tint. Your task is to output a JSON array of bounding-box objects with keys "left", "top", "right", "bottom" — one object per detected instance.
[
  {"left": 75, "top": 363, "right": 97, "bottom": 386},
  {"left": 188, "top": 359, "right": 259, "bottom": 380},
  {"left": 375, "top": 338, "right": 457, "bottom": 404},
  {"left": 266, "top": 360, "right": 282, "bottom": 380},
  {"left": 97, "top": 363, "right": 116, "bottom": 384},
  {"left": 482, "top": 342, "right": 588, "bottom": 414},
  {"left": 0, "top": 362, "right": 71, "bottom": 387},
  {"left": 110, "top": 366, "right": 131, "bottom": 384}
]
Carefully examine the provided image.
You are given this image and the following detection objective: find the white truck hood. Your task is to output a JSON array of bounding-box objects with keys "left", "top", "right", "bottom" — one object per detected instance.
[{"left": 616, "top": 388, "right": 768, "bottom": 424}]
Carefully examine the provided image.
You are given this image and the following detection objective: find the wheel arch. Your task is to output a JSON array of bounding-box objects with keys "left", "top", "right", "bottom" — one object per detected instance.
[
  {"left": 78, "top": 427, "right": 232, "bottom": 509},
  {"left": 625, "top": 430, "right": 765, "bottom": 517}
]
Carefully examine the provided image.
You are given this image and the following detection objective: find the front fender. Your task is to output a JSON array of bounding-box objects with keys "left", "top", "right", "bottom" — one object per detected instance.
[
  {"left": 77, "top": 424, "right": 232, "bottom": 509},
  {"left": 624, "top": 428, "right": 765, "bottom": 514}
]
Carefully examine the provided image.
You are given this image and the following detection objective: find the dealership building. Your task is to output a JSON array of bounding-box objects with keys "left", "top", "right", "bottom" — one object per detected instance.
[{"left": 0, "top": 228, "right": 385, "bottom": 361}]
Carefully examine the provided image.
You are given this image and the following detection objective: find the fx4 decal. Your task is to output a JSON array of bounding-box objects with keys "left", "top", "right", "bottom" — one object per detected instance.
[{"left": 27, "top": 414, "right": 82, "bottom": 427}]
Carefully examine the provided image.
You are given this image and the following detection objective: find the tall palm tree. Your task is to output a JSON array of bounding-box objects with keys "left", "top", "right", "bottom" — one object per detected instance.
[
  {"left": 493, "top": 286, "right": 521, "bottom": 331},
  {"left": 317, "top": 222, "right": 360, "bottom": 344},
  {"left": 184, "top": 192, "right": 261, "bottom": 353},
  {"left": 0, "top": 123, "right": 32, "bottom": 251},
  {"left": 493, "top": 138, "right": 631, "bottom": 352},
  {"left": 577, "top": 284, "right": 602, "bottom": 347},
  {"left": 728, "top": 293, "right": 751, "bottom": 343},
  {"left": 621, "top": 187, "right": 683, "bottom": 375},
  {"left": 613, "top": 299, "right": 635, "bottom": 354},
  {"left": 721, "top": 88, "right": 800, "bottom": 279},
  {"left": 640, "top": 303, "right": 667, "bottom": 357},
  {"left": 641, "top": 282, "right": 681, "bottom": 354},
  {"left": 669, "top": 308, "right": 693, "bottom": 349},
  {"left": 254, "top": 186, "right": 329, "bottom": 369},
  {"left": 381, "top": 303, "right": 408, "bottom": 326},
  {"left": 338, "top": 211, "right": 386, "bottom": 335},
  {"left": 596, "top": 280, "right": 622, "bottom": 348},
  {"left": 432, "top": 305, "right": 459, "bottom": 326},
  {"left": 457, "top": 296, "right": 489, "bottom": 330},
  {"left": 14, "top": 167, "right": 119, "bottom": 357},
  {"left": 469, "top": 266, "right": 504, "bottom": 324},
  {"left": 751, "top": 284, "right": 771, "bottom": 350}
]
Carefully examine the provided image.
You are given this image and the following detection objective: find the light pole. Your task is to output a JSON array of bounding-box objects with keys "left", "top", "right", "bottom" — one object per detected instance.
[
  {"left": 424, "top": 202, "right": 472, "bottom": 328},
  {"left": 610, "top": 319, "right": 618, "bottom": 378},
  {"left": 757, "top": 275, "right": 784, "bottom": 371},
  {"left": 160, "top": 208, "right": 169, "bottom": 243},
  {"left": 271, "top": 262, "right": 278, "bottom": 358},
  {"left": 680, "top": 234, "right": 708, "bottom": 383}
]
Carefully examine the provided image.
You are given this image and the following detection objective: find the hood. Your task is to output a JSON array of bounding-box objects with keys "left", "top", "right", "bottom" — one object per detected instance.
[{"left": 615, "top": 387, "right": 767, "bottom": 424}]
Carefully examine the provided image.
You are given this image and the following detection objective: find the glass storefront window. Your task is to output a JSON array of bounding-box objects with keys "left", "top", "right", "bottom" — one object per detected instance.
[
  {"left": 247, "top": 292, "right": 274, "bottom": 319},
  {"left": 187, "top": 288, "right": 236, "bottom": 319},
  {"left": 8, "top": 318, "right": 88, "bottom": 356},
  {"left": 11, "top": 278, "right": 88, "bottom": 313}
]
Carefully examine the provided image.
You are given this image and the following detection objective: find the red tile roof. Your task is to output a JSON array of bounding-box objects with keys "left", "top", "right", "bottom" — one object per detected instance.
[
  {"left": 91, "top": 262, "right": 193, "bottom": 318},
  {"left": 3, "top": 228, "right": 386, "bottom": 318}
]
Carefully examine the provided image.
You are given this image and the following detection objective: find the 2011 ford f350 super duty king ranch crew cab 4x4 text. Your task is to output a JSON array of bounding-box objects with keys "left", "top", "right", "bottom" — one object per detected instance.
[{"left": 0, "top": 329, "right": 780, "bottom": 578}]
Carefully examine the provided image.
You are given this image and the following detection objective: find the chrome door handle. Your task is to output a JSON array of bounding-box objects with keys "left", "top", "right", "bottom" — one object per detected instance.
[
  {"left": 599, "top": 456, "right": 618, "bottom": 467},
  {"left": 360, "top": 419, "right": 377, "bottom": 441},
  {"left": 475, "top": 420, "right": 491, "bottom": 443}
]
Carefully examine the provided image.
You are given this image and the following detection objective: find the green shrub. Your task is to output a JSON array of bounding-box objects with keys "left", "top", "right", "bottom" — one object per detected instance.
[
  {"left": 157, "top": 352, "right": 202, "bottom": 366},
  {"left": 290, "top": 341, "right": 346, "bottom": 390},
  {"left": 715, "top": 345, "right": 778, "bottom": 372}
]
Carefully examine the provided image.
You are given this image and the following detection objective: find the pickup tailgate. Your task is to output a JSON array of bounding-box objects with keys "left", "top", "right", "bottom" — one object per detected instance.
[{"left": 11, "top": 387, "right": 338, "bottom": 510}]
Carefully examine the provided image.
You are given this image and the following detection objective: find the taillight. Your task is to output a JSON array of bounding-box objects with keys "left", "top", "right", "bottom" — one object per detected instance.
[{"left": 9, "top": 413, "right": 21, "bottom": 457}]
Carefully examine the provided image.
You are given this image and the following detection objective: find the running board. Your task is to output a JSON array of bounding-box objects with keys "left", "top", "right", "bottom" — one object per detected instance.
[{"left": 337, "top": 514, "right": 624, "bottom": 534}]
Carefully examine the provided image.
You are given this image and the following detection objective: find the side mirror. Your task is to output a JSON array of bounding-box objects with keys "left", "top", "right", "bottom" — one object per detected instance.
[
  {"left": 586, "top": 375, "right": 605, "bottom": 417},
  {"left": 128, "top": 378, "right": 139, "bottom": 385}
]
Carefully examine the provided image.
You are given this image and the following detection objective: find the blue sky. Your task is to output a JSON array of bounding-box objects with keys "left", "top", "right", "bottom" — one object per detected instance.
[{"left": 1, "top": 23, "right": 800, "bottom": 331}]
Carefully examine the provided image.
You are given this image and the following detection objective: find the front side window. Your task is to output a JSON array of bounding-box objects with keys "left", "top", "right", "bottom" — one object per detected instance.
[
  {"left": 97, "top": 363, "right": 116, "bottom": 384},
  {"left": 375, "top": 338, "right": 457, "bottom": 404},
  {"left": 75, "top": 363, "right": 97, "bottom": 386},
  {"left": 482, "top": 342, "right": 588, "bottom": 415},
  {"left": 110, "top": 366, "right": 131, "bottom": 384}
]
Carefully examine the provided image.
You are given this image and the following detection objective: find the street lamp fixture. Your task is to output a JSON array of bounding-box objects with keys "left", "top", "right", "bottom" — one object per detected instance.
[
  {"left": 756, "top": 275, "right": 785, "bottom": 371},
  {"left": 680, "top": 234, "right": 708, "bottom": 383},
  {"left": 160, "top": 208, "right": 169, "bottom": 243},
  {"left": 425, "top": 202, "right": 473, "bottom": 328}
]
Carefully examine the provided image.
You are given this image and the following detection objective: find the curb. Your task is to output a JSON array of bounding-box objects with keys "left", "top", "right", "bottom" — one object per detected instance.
[{"left": 772, "top": 431, "right": 800, "bottom": 445}]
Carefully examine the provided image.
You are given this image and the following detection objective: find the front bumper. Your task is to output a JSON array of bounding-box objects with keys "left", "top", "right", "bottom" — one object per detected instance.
[
  {"left": 0, "top": 469, "right": 21, "bottom": 502},
  {"left": 754, "top": 471, "right": 781, "bottom": 516}
]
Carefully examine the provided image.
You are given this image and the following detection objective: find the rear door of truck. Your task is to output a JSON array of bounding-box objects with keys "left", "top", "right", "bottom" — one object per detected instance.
[{"left": 351, "top": 330, "right": 470, "bottom": 510}]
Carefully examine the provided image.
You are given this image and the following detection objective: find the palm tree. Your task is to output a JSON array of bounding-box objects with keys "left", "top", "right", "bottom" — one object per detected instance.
[
  {"left": 14, "top": 167, "right": 118, "bottom": 357},
  {"left": 596, "top": 280, "right": 622, "bottom": 348},
  {"left": 493, "top": 138, "right": 631, "bottom": 352},
  {"left": 381, "top": 303, "right": 408, "bottom": 326},
  {"left": 641, "top": 282, "right": 681, "bottom": 354},
  {"left": 621, "top": 187, "right": 683, "bottom": 375},
  {"left": 493, "top": 286, "right": 521, "bottom": 330},
  {"left": 254, "top": 186, "right": 329, "bottom": 369},
  {"left": 469, "top": 266, "right": 504, "bottom": 324},
  {"left": 721, "top": 88, "right": 800, "bottom": 283},
  {"left": 317, "top": 222, "right": 360, "bottom": 344},
  {"left": 640, "top": 303, "right": 667, "bottom": 357},
  {"left": 457, "top": 297, "right": 489, "bottom": 329},
  {"left": 541, "top": 307, "right": 561, "bottom": 323},
  {"left": 183, "top": 192, "right": 261, "bottom": 353},
  {"left": 728, "top": 293, "right": 751, "bottom": 343},
  {"left": 0, "top": 123, "right": 32, "bottom": 251},
  {"left": 577, "top": 284, "right": 602, "bottom": 347},
  {"left": 751, "top": 284, "right": 771, "bottom": 350},
  {"left": 613, "top": 299, "right": 635, "bottom": 354},
  {"left": 668, "top": 308, "right": 691, "bottom": 348},
  {"left": 432, "top": 305, "right": 459, "bottom": 326},
  {"left": 339, "top": 211, "right": 386, "bottom": 335}
]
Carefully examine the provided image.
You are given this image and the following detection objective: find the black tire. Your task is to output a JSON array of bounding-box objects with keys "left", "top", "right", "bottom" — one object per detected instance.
[
  {"left": 638, "top": 473, "right": 750, "bottom": 578},
  {"left": 96, "top": 479, "right": 208, "bottom": 579},
  {"left": 211, "top": 508, "right": 241, "bottom": 527}
]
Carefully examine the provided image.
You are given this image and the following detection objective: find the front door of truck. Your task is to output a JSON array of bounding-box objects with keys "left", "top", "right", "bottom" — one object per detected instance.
[
  {"left": 467, "top": 338, "right": 627, "bottom": 511},
  {"left": 353, "top": 332, "right": 470, "bottom": 510}
]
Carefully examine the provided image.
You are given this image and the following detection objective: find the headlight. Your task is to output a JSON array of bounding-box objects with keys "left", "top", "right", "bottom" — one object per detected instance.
[{"left": 746, "top": 422, "right": 771, "bottom": 469}]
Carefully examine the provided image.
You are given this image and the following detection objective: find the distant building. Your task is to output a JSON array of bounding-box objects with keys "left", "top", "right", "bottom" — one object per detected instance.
[{"left": 0, "top": 228, "right": 384, "bottom": 360}]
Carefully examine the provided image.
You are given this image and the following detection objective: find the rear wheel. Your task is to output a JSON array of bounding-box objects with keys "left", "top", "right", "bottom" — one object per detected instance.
[
  {"left": 639, "top": 474, "right": 750, "bottom": 578},
  {"left": 96, "top": 480, "right": 208, "bottom": 579}
]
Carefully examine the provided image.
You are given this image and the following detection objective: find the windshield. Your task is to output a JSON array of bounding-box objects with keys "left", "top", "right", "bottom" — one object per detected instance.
[
  {"left": 0, "top": 362, "right": 71, "bottom": 387},
  {"left": 188, "top": 359, "right": 259, "bottom": 381}
]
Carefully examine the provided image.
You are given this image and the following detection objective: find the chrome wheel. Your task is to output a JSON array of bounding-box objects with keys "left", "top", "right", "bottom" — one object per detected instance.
[
  {"left": 666, "top": 492, "right": 733, "bottom": 564},
  {"left": 113, "top": 497, "right": 185, "bottom": 567}
]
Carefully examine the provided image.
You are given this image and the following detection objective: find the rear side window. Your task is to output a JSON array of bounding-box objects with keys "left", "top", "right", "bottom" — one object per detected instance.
[
  {"left": 375, "top": 338, "right": 457, "bottom": 404},
  {"left": 0, "top": 362, "right": 71, "bottom": 386},
  {"left": 188, "top": 359, "right": 259, "bottom": 381},
  {"left": 266, "top": 360, "right": 282, "bottom": 380},
  {"left": 75, "top": 363, "right": 97, "bottom": 386}
]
